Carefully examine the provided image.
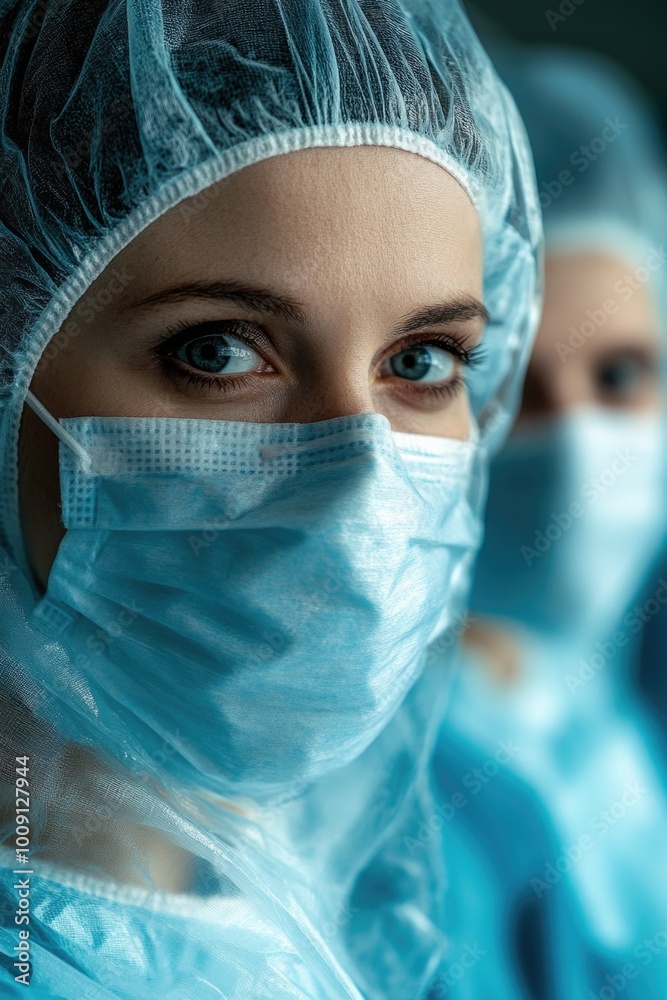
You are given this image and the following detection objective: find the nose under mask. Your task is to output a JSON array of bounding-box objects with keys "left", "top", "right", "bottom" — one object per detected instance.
[{"left": 25, "top": 391, "right": 483, "bottom": 800}]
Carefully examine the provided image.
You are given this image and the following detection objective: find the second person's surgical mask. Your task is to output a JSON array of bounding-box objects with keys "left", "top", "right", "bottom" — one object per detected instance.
[
  {"left": 471, "top": 408, "right": 664, "bottom": 640},
  {"left": 27, "top": 395, "right": 482, "bottom": 801}
]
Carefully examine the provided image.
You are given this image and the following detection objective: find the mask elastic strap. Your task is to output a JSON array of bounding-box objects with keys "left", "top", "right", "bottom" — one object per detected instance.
[{"left": 25, "top": 390, "right": 94, "bottom": 472}]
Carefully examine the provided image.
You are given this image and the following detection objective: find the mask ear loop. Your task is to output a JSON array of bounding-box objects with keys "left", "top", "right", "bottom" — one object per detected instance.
[{"left": 25, "top": 390, "right": 94, "bottom": 473}]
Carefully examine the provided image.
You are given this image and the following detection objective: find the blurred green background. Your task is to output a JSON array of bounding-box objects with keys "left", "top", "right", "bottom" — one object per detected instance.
[{"left": 466, "top": 1, "right": 667, "bottom": 132}]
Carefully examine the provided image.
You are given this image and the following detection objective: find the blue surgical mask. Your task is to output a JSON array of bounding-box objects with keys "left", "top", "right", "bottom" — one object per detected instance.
[
  {"left": 471, "top": 408, "right": 665, "bottom": 641},
  {"left": 27, "top": 393, "right": 482, "bottom": 800}
]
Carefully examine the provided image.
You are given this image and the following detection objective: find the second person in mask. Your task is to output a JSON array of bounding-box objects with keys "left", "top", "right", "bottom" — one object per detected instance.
[{"left": 434, "top": 46, "right": 667, "bottom": 1000}]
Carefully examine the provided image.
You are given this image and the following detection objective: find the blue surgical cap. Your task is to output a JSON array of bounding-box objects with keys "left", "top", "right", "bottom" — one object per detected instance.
[
  {"left": 0, "top": 0, "right": 540, "bottom": 573},
  {"left": 495, "top": 45, "right": 667, "bottom": 275}
]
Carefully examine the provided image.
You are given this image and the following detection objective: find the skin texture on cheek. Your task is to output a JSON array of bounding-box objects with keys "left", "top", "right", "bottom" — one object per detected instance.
[{"left": 19, "top": 144, "right": 484, "bottom": 589}]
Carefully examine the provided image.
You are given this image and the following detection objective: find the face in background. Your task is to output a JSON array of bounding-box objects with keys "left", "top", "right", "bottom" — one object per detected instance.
[
  {"left": 18, "top": 145, "right": 485, "bottom": 589},
  {"left": 464, "top": 249, "right": 663, "bottom": 682},
  {"left": 518, "top": 250, "right": 662, "bottom": 424}
]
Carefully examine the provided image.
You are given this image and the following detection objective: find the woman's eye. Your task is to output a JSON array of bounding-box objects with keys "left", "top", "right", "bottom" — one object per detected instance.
[
  {"left": 174, "top": 333, "right": 265, "bottom": 375},
  {"left": 386, "top": 344, "right": 456, "bottom": 383}
]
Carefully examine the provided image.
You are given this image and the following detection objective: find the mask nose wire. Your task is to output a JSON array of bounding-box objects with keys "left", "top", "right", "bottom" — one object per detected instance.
[
  {"left": 259, "top": 426, "right": 379, "bottom": 462},
  {"left": 25, "top": 390, "right": 94, "bottom": 473}
]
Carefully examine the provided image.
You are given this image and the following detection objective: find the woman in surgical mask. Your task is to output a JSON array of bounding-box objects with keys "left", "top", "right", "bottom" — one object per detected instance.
[
  {"left": 435, "top": 46, "right": 667, "bottom": 1000},
  {"left": 0, "top": 2, "right": 541, "bottom": 997}
]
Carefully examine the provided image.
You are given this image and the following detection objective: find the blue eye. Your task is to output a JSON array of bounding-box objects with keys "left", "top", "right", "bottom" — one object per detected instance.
[
  {"left": 174, "top": 334, "right": 263, "bottom": 375},
  {"left": 388, "top": 344, "right": 456, "bottom": 383}
]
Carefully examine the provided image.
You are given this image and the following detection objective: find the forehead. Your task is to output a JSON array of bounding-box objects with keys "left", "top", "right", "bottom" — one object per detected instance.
[
  {"left": 534, "top": 250, "right": 662, "bottom": 364},
  {"left": 117, "top": 145, "right": 483, "bottom": 310}
]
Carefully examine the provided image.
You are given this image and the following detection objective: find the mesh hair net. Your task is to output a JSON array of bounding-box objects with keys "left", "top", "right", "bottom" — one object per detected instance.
[{"left": 0, "top": 1, "right": 541, "bottom": 997}]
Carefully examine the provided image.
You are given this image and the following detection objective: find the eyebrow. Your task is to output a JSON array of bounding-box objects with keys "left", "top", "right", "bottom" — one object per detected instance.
[
  {"left": 123, "top": 279, "right": 490, "bottom": 335},
  {"left": 390, "top": 298, "right": 490, "bottom": 338},
  {"left": 123, "top": 280, "right": 310, "bottom": 326}
]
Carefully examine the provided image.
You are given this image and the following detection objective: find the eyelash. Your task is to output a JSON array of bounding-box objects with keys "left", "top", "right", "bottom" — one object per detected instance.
[
  {"left": 152, "top": 320, "right": 486, "bottom": 400},
  {"left": 388, "top": 334, "right": 485, "bottom": 401},
  {"left": 152, "top": 320, "right": 267, "bottom": 394}
]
